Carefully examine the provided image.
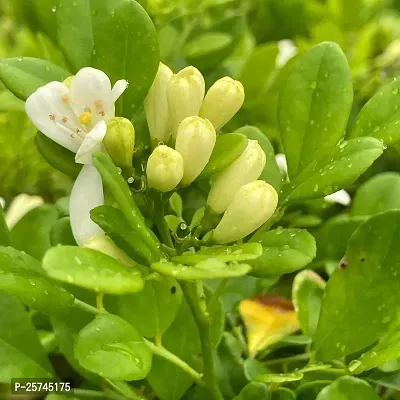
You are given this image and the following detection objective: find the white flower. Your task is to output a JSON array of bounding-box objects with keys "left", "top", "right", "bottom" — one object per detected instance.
[
  {"left": 275, "top": 153, "right": 288, "bottom": 176},
  {"left": 4, "top": 194, "right": 44, "bottom": 229},
  {"left": 26, "top": 67, "right": 128, "bottom": 162},
  {"left": 324, "top": 189, "right": 351, "bottom": 206},
  {"left": 25, "top": 67, "right": 128, "bottom": 246},
  {"left": 0, "top": 197, "right": 5, "bottom": 209},
  {"left": 276, "top": 40, "right": 297, "bottom": 68}
]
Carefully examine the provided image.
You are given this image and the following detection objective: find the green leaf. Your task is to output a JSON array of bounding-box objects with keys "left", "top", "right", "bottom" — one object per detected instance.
[
  {"left": 0, "top": 206, "right": 11, "bottom": 247},
  {"left": 118, "top": 272, "right": 182, "bottom": 338},
  {"left": 285, "top": 137, "right": 383, "bottom": 202},
  {"left": 198, "top": 133, "right": 247, "bottom": 180},
  {"left": 0, "top": 90, "right": 25, "bottom": 112},
  {"left": 278, "top": 42, "right": 353, "bottom": 179},
  {"left": 35, "top": 133, "right": 81, "bottom": 179},
  {"left": 0, "top": 292, "right": 54, "bottom": 381},
  {"left": 75, "top": 313, "right": 152, "bottom": 380},
  {"left": 243, "top": 359, "right": 269, "bottom": 380},
  {"left": 255, "top": 371, "right": 304, "bottom": 383},
  {"left": 56, "top": 0, "right": 159, "bottom": 117},
  {"left": 352, "top": 172, "right": 400, "bottom": 216},
  {"left": 314, "top": 215, "right": 368, "bottom": 266},
  {"left": 292, "top": 270, "right": 325, "bottom": 337},
  {"left": 315, "top": 376, "right": 380, "bottom": 400},
  {"left": 233, "top": 382, "right": 270, "bottom": 400},
  {"left": 171, "top": 243, "right": 262, "bottom": 265},
  {"left": 350, "top": 78, "right": 400, "bottom": 146},
  {"left": 151, "top": 259, "right": 251, "bottom": 280},
  {"left": 0, "top": 246, "right": 74, "bottom": 316},
  {"left": 90, "top": 205, "right": 154, "bottom": 266},
  {"left": 50, "top": 217, "right": 77, "bottom": 246},
  {"left": 42, "top": 246, "right": 144, "bottom": 294},
  {"left": 235, "top": 126, "right": 282, "bottom": 190},
  {"left": 249, "top": 229, "right": 316, "bottom": 277},
  {"left": 170, "top": 193, "right": 183, "bottom": 218},
  {"left": 271, "top": 388, "right": 296, "bottom": 400},
  {"left": 314, "top": 210, "right": 400, "bottom": 361},
  {"left": 10, "top": 204, "right": 59, "bottom": 260},
  {"left": 0, "top": 57, "right": 70, "bottom": 101},
  {"left": 184, "top": 32, "right": 233, "bottom": 58}
]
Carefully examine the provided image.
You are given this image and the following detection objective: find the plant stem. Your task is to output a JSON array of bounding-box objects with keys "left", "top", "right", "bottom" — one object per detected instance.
[
  {"left": 153, "top": 194, "right": 174, "bottom": 248},
  {"left": 96, "top": 292, "right": 105, "bottom": 311},
  {"left": 181, "top": 281, "right": 224, "bottom": 400},
  {"left": 208, "top": 279, "right": 228, "bottom": 316},
  {"left": 74, "top": 298, "right": 102, "bottom": 315},
  {"left": 144, "top": 339, "right": 204, "bottom": 384}
]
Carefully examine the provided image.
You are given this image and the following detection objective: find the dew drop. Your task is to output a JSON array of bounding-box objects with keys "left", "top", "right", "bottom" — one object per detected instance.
[
  {"left": 393, "top": 88, "right": 399, "bottom": 95},
  {"left": 373, "top": 126, "right": 380, "bottom": 133},
  {"left": 313, "top": 184, "right": 319, "bottom": 192},
  {"left": 310, "top": 81, "right": 317, "bottom": 89},
  {"left": 348, "top": 360, "right": 363, "bottom": 373},
  {"left": 52, "top": 6, "right": 57, "bottom": 12}
]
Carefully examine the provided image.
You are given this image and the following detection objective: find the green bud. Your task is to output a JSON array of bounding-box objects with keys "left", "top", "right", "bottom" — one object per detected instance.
[
  {"left": 83, "top": 234, "right": 136, "bottom": 266},
  {"left": 213, "top": 180, "right": 278, "bottom": 244},
  {"left": 146, "top": 145, "right": 184, "bottom": 192},
  {"left": 104, "top": 117, "right": 135, "bottom": 168}
]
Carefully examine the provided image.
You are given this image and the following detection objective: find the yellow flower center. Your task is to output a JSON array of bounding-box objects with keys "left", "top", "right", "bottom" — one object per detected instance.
[{"left": 79, "top": 111, "right": 92, "bottom": 126}]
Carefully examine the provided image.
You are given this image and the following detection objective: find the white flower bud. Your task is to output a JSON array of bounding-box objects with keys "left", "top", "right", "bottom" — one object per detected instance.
[
  {"left": 167, "top": 66, "right": 205, "bottom": 138},
  {"left": 207, "top": 139, "right": 266, "bottom": 214},
  {"left": 5, "top": 194, "right": 44, "bottom": 229},
  {"left": 199, "top": 77, "right": 244, "bottom": 130},
  {"left": 175, "top": 116, "right": 216, "bottom": 185},
  {"left": 213, "top": 180, "right": 278, "bottom": 244},
  {"left": 146, "top": 145, "right": 184, "bottom": 192},
  {"left": 104, "top": 117, "right": 135, "bottom": 168},
  {"left": 144, "top": 63, "right": 173, "bottom": 145},
  {"left": 83, "top": 234, "right": 136, "bottom": 267}
]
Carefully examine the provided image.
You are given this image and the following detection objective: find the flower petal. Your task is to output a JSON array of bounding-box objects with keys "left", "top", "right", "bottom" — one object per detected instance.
[
  {"left": 5, "top": 194, "right": 44, "bottom": 229},
  {"left": 25, "top": 81, "right": 83, "bottom": 152},
  {"left": 70, "top": 164, "right": 104, "bottom": 246},
  {"left": 324, "top": 189, "right": 351, "bottom": 206},
  {"left": 69, "top": 67, "right": 113, "bottom": 125},
  {"left": 75, "top": 121, "right": 107, "bottom": 164},
  {"left": 111, "top": 79, "right": 128, "bottom": 103}
]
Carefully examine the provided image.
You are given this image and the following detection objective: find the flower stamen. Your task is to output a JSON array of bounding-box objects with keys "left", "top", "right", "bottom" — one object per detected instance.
[
  {"left": 94, "top": 99, "right": 105, "bottom": 116},
  {"left": 49, "top": 113, "right": 56, "bottom": 121}
]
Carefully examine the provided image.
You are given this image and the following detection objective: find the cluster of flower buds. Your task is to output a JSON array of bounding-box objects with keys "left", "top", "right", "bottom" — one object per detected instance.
[
  {"left": 144, "top": 63, "right": 244, "bottom": 192},
  {"left": 145, "top": 62, "right": 279, "bottom": 242}
]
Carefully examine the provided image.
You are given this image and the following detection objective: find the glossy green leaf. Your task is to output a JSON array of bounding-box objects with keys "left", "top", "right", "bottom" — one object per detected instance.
[
  {"left": 348, "top": 322, "right": 400, "bottom": 374},
  {"left": 184, "top": 32, "right": 233, "bottom": 58},
  {"left": 350, "top": 78, "right": 400, "bottom": 146},
  {"left": 10, "top": 204, "right": 59, "bottom": 260},
  {"left": 292, "top": 270, "right": 325, "bottom": 337},
  {"left": 152, "top": 259, "right": 251, "bottom": 280},
  {"left": 315, "top": 376, "right": 380, "bottom": 400},
  {"left": 296, "top": 381, "right": 332, "bottom": 400},
  {"left": 50, "top": 217, "right": 77, "bottom": 246},
  {"left": 315, "top": 215, "right": 368, "bottom": 266},
  {"left": 170, "top": 193, "right": 183, "bottom": 218},
  {"left": 255, "top": 371, "right": 304, "bottom": 383},
  {"left": 56, "top": 0, "right": 159, "bottom": 117},
  {"left": 172, "top": 243, "right": 262, "bottom": 265},
  {"left": 0, "top": 246, "right": 74, "bottom": 316},
  {"left": 0, "top": 206, "right": 10, "bottom": 246},
  {"left": 0, "top": 292, "right": 54, "bottom": 381},
  {"left": 90, "top": 205, "right": 154, "bottom": 266},
  {"left": 0, "top": 57, "right": 69, "bottom": 101},
  {"left": 314, "top": 210, "right": 400, "bottom": 361},
  {"left": 278, "top": 42, "right": 353, "bottom": 179},
  {"left": 271, "top": 388, "right": 296, "bottom": 400},
  {"left": 0, "top": 90, "right": 25, "bottom": 112},
  {"left": 75, "top": 313, "right": 152, "bottom": 380},
  {"left": 243, "top": 359, "right": 269, "bottom": 380},
  {"left": 250, "top": 228, "right": 316, "bottom": 277},
  {"left": 42, "top": 246, "right": 144, "bottom": 294},
  {"left": 285, "top": 137, "right": 383, "bottom": 202},
  {"left": 233, "top": 382, "right": 270, "bottom": 400},
  {"left": 35, "top": 133, "right": 81, "bottom": 179},
  {"left": 198, "top": 133, "right": 247, "bottom": 180},
  {"left": 352, "top": 172, "right": 400, "bottom": 216},
  {"left": 118, "top": 272, "right": 182, "bottom": 338},
  {"left": 235, "top": 126, "right": 282, "bottom": 190}
]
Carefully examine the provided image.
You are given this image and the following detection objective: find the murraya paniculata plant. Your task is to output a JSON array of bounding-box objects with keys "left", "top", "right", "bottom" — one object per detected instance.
[{"left": 2, "top": 1, "right": 400, "bottom": 400}]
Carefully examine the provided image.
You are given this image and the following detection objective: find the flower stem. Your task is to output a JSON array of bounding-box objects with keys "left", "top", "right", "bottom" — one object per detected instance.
[
  {"left": 144, "top": 339, "right": 204, "bottom": 384},
  {"left": 181, "top": 281, "right": 224, "bottom": 400},
  {"left": 153, "top": 194, "right": 174, "bottom": 248},
  {"left": 96, "top": 292, "right": 105, "bottom": 311}
]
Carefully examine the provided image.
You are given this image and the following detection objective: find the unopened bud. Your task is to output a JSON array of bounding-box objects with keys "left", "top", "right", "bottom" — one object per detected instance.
[
  {"left": 104, "top": 117, "right": 135, "bottom": 168},
  {"left": 207, "top": 139, "right": 266, "bottom": 214},
  {"left": 146, "top": 145, "right": 184, "bottom": 192},
  {"left": 175, "top": 116, "right": 216, "bottom": 185},
  {"left": 213, "top": 180, "right": 278, "bottom": 244},
  {"left": 144, "top": 63, "right": 173, "bottom": 145},
  {"left": 200, "top": 77, "right": 244, "bottom": 130},
  {"left": 167, "top": 66, "right": 205, "bottom": 138},
  {"left": 83, "top": 234, "right": 136, "bottom": 266}
]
